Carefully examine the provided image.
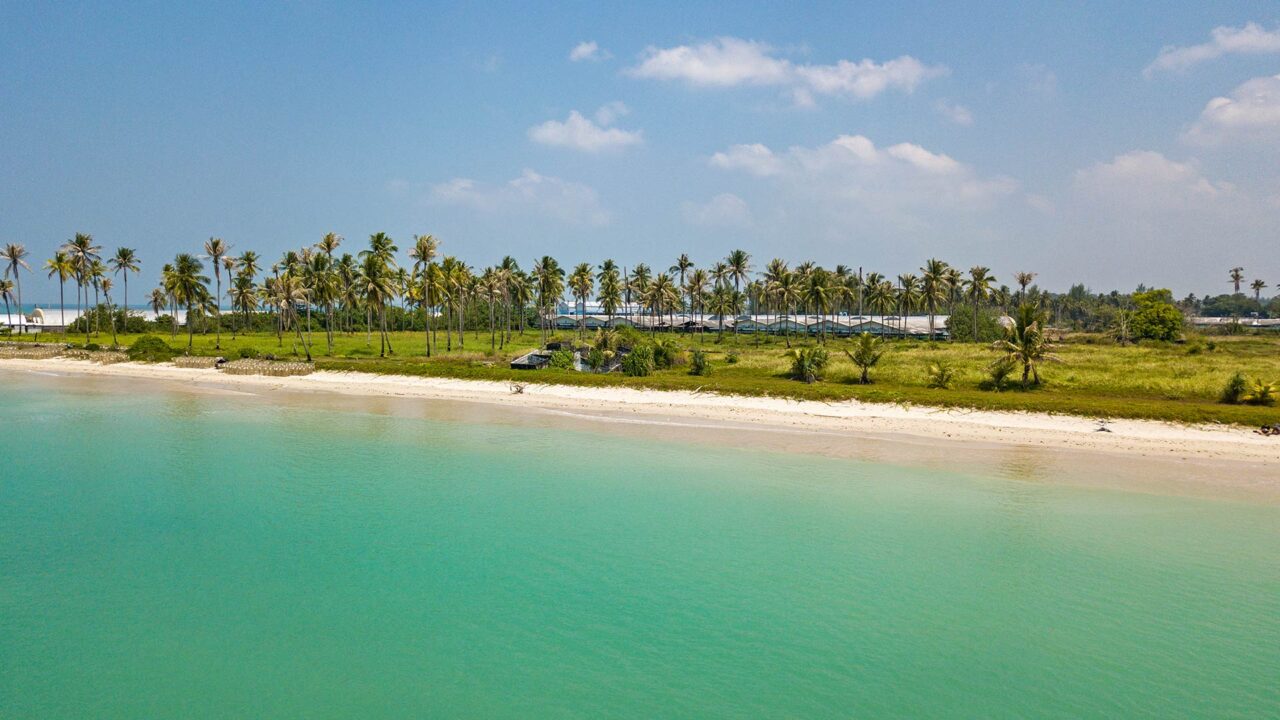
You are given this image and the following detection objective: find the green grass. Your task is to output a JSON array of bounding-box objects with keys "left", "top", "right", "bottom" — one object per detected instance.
[{"left": 12, "top": 327, "right": 1280, "bottom": 426}]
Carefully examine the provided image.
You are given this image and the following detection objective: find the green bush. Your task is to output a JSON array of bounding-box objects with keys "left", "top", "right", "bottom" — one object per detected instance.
[
  {"left": 548, "top": 349, "right": 575, "bottom": 369},
  {"left": 84, "top": 343, "right": 101, "bottom": 352},
  {"left": 786, "top": 347, "right": 829, "bottom": 383},
  {"left": 652, "top": 340, "right": 682, "bottom": 369},
  {"left": 980, "top": 357, "right": 1018, "bottom": 392},
  {"left": 927, "top": 362, "right": 955, "bottom": 389},
  {"left": 1130, "top": 289, "right": 1184, "bottom": 342},
  {"left": 946, "top": 306, "right": 1002, "bottom": 343},
  {"left": 1219, "top": 372, "right": 1247, "bottom": 404},
  {"left": 126, "top": 335, "right": 178, "bottom": 363},
  {"left": 238, "top": 347, "right": 261, "bottom": 359},
  {"left": 1243, "top": 378, "right": 1278, "bottom": 407},
  {"left": 689, "top": 349, "right": 712, "bottom": 376},
  {"left": 622, "top": 345, "right": 654, "bottom": 377},
  {"left": 725, "top": 351, "right": 740, "bottom": 364}
]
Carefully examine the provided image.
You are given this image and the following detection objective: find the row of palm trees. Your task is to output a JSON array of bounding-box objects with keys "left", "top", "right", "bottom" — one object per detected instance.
[{"left": 7, "top": 233, "right": 1042, "bottom": 355}]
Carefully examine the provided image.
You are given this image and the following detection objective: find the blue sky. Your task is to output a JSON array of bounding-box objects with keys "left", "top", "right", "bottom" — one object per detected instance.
[{"left": 3, "top": 1, "right": 1280, "bottom": 300}]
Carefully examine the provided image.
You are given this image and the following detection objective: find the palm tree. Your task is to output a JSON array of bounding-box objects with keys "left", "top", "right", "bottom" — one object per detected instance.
[
  {"left": 569, "top": 262, "right": 594, "bottom": 338},
  {"left": 2, "top": 244, "right": 31, "bottom": 335},
  {"left": 1251, "top": 279, "right": 1267, "bottom": 309},
  {"left": 170, "top": 253, "right": 210, "bottom": 349},
  {"left": 727, "top": 249, "right": 751, "bottom": 300},
  {"left": 670, "top": 253, "right": 693, "bottom": 313},
  {"left": 804, "top": 269, "right": 834, "bottom": 343},
  {"left": 769, "top": 269, "right": 800, "bottom": 347},
  {"left": 409, "top": 234, "right": 438, "bottom": 356},
  {"left": 44, "top": 251, "right": 74, "bottom": 333},
  {"left": 844, "top": 332, "right": 884, "bottom": 384},
  {"left": 965, "top": 266, "right": 995, "bottom": 343},
  {"left": 88, "top": 259, "right": 107, "bottom": 335},
  {"left": 101, "top": 277, "right": 118, "bottom": 346},
  {"left": 533, "top": 256, "right": 564, "bottom": 344},
  {"left": 1229, "top": 267, "right": 1245, "bottom": 294},
  {"left": 203, "top": 238, "right": 230, "bottom": 349},
  {"left": 109, "top": 247, "right": 140, "bottom": 332},
  {"left": 896, "top": 273, "right": 921, "bottom": 339},
  {"left": 994, "top": 303, "right": 1060, "bottom": 387},
  {"left": 1014, "top": 271, "right": 1037, "bottom": 303},
  {"left": 230, "top": 271, "right": 257, "bottom": 337},
  {"left": 148, "top": 287, "right": 167, "bottom": 323},
  {"left": 0, "top": 279, "right": 13, "bottom": 331},
  {"left": 63, "top": 234, "right": 101, "bottom": 342},
  {"left": 920, "top": 258, "right": 950, "bottom": 340}
]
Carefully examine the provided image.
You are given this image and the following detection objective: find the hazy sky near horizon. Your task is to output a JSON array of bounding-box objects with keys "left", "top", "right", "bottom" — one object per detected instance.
[{"left": 3, "top": 1, "right": 1280, "bottom": 301}]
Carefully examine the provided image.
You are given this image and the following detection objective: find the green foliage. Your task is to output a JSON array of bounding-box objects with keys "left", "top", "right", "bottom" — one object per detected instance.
[
  {"left": 84, "top": 343, "right": 101, "bottom": 352},
  {"left": 946, "top": 306, "right": 1002, "bottom": 343},
  {"left": 980, "top": 357, "right": 1018, "bottom": 392},
  {"left": 126, "top": 335, "right": 177, "bottom": 362},
  {"left": 1129, "top": 290, "right": 1184, "bottom": 342},
  {"left": 1219, "top": 372, "right": 1247, "bottom": 404},
  {"left": 622, "top": 345, "right": 654, "bottom": 377},
  {"left": 843, "top": 332, "right": 884, "bottom": 384},
  {"left": 1242, "top": 378, "right": 1278, "bottom": 406},
  {"left": 238, "top": 346, "right": 261, "bottom": 359},
  {"left": 652, "top": 339, "right": 680, "bottom": 369},
  {"left": 725, "top": 350, "right": 740, "bottom": 364},
  {"left": 548, "top": 349, "right": 575, "bottom": 369},
  {"left": 993, "top": 304, "right": 1060, "bottom": 388},
  {"left": 786, "top": 346, "right": 829, "bottom": 383},
  {"left": 927, "top": 362, "right": 955, "bottom": 389},
  {"left": 689, "top": 349, "right": 712, "bottom": 376}
]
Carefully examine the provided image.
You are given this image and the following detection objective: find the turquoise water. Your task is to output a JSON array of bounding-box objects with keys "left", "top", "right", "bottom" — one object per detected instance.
[{"left": 1, "top": 376, "right": 1278, "bottom": 718}]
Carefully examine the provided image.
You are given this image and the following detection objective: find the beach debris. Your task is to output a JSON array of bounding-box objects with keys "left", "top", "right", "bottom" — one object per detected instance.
[
  {"left": 1255, "top": 423, "right": 1280, "bottom": 437},
  {"left": 509, "top": 382, "right": 526, "bottom": 395},
  {"left": 173, "top": 355, "right": 220, "bottom": 369},
  {"left": 1094, "top": 419, "right": 1112, "bottom": 433},
  {"left": 219, "top": 358, "right": 314, "bottom": 377}
]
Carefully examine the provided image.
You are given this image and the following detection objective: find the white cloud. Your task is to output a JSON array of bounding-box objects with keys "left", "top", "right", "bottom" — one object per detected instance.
[
  {"left": 935, "top": 99, "right": 974, "bottom": 126},
  {"left": 528, "top": 105, "right": 642, "bottom": 153},
  {"left": 709, "top": 143, "right": 784, "bottom": 176},
  {"left": 682, "top": 193, "right": 753, "bottom": 228},
  {"left": 430, "top": 169, "right": 610, "bottom": 226},
  {"left": 1183, "top": 73, "right": 1280, "bottom": 145},
  {"left": 627, "top": 37, "right": 947, "bottom": 102},
  {"left": 1073, "top": 151, "right": 1232, "bottom": 209},
  {"left": 569, "top": 40, "right": 610, "bottom": 62},
  {"left": 1145, "top": 22, "right": 1280, "bottom": 77}
]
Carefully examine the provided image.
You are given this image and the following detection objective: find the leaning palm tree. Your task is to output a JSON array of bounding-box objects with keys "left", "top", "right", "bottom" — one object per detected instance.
[
  {"left": 44, "top": 251, "right": 74, "bottom": 334},
  {"left": 109, "top": 247, "right": 140, "bottom": 332},
  {"left": 965, "top": 266, "right": 995, "bottom": 343},
  {"left": 203, "top": 238, "right": 230, "bottom": 349},
  {"left": 2, "top": 244, "right": 31, "bottom": 335}
]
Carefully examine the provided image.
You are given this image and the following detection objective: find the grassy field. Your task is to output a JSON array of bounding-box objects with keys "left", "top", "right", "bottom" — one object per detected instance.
[{"left": 9, "top": 326, "right": 1280, "bottom": 426}]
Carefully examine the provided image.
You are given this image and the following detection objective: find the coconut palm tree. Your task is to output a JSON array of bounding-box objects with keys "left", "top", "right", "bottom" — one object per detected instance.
[
  {"left": 230, "top": 271, "right": 257, "bottom": 337},
  {"left": 670, "top": 253, "right": 693, "bottom": 313},
  {"left": 627, "top": 263, "right": 651, "bottom": 323},
  {"left": 844, "top": 332, "right": 884, "bottom": 384},
  {"left": 994, "top": 303, "right": 1060, "bottom": 387},
  {"left": 1014, "top": 271, "right": 1037, "bottom": 303},
  {"left": 148, "top": 287, "right": 167, "bottom": 324},
  {"left": 100, "top": 277, "right": 118, "bottom": 346},
  {"left": 203, "top": 238, "right": 230, "bottom": 349},
  {"left": 2, "top": 244, "right": 31, "bottom": 335},
  {"left": 896, "top": 273, "right": 921, "bottom": 339},
  {"left": 569, "top": 262, "right": 594, "bottom": 338},
  {"left": 804, "top": 269, "right": 834, "bottom": 343},
  {"left": 920, "top": 258, "right": 950, "bottom": 340},
  {"left": 532, "top": 256, "right": 564, "bottom": 344},
  {"left": 726, "top": 249, "right": 751, "bottom": 299},
  {"left": 1229, "top": 267, "right": 1245, "bottom": 294},
  {"left": 87, "top": 259, "right": 107, "bottom": 336},
  {"left": 170, "top": 253, "right": 210, "bottom": 349},
  {"left": 44, "top": 251, "right": 74, "bottom": 333},
  {"left": 108, "top": 247, "right": 140, "bottom": 332},
  {"left": 0, "top": 279, "right": 13, "bottom": 331},
  {"left": 1251, "top": 279, "right": 1267, "bottom": 310},
  {"left": 409, "top": 234, "right": 438, "bottom": 355},
  {"left": 770, "top": 269, "right": 801, "bottom": 347},
  {"left": 965, "top": 266, "right": 995, "bottom": 343}
]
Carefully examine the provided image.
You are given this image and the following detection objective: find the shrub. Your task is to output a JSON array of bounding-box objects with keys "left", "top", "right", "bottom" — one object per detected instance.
[
  {"left": 980, "top": 357, "right": 1018, "bottom": 392},
  {"left": 84, "top": 343, "right": 101, "bottom": 352},
  {"left": 927, "top": 362, "right": 955, "bottom": 389},
  {"left": 548, "top": 349, "right": 575, "bottom": 369},
  {"left": 946, "top": 306, "right": 1002, "bottom": 343},
  {"left": 238, "top": 347, "right": 261, "bottom": 359},
  {"left": 1219, "top": 372, "right": 1247, "bottom": 405},
  {"left": 689, "top": 349, "right": 712, "bottom": 376},
  {"left": 725, "top": 351, "right": 740, "bottom": 364},
  {"left": 652, "top": 340, "right": 679, "bottom": 369},
  {"left": 843, "top": 332, "right": 883, "bottom": 385},
  {"left": 622, "top": 345, "right": 654, "bottom": 377},
  {"left": 126, "top": 335, "right": 177, "bottom": 363},
  {"left": 1129, "top": 289, "right": 1184, "bottom": 342},
  {"left": 1242, "top": 378, "right": 1278, "bottom": 407},
  {"left": 786, "top": 347, "right": 829, "bottom": 383}
]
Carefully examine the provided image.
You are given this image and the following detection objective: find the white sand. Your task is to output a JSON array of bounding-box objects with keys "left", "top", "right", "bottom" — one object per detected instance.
[{"left": 3, "top": 357, "right": 1278, "bottom": 470}]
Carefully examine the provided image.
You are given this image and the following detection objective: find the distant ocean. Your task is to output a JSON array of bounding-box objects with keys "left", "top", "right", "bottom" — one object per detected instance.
[{"left": 1, "top": 373, "right": 1277, "bottom": 718}]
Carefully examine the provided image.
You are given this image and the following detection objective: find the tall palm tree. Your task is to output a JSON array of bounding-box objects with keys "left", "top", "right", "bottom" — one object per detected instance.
[
  {"left": 170, "top": 253, "right": 210, "bottom": 349},
  {"left": 44, "top": 251, "right": 74, "bottom": 333},
  {"left": 2, "top": 244, "right": 31, "bottom": 335},
  {"left": 409, "top": 234, "right": 438, "bottom": 356},
  {"left": 148, "top": 287, "right": 167, "bottom": 324},
  {"left": 670, "top": 253, "right": 693, "bottom": 313},
  {"left": 63, "top": 234, "right": 101, "bottom": 342},
  {"left": 897, "top": 273, "right": 921, "bottom": 339},
  {"left": 627, "top": 263, "right": 651, "bottom": 323},
  {"left": 1014, "top": 271, "right": 1037, "bottom": 303},
  {"left": 804, "top": 269, "right": 834, "bottom": 343},
  {"left": 230, "top": 271, "right": 257, "bottom": 337},
  {"left": 1229, "top": 267, "right": 1245, "bottom": 294},
  {"left": 532, "top": 256, "right": 564, "bottom": 344},
  {"left": 88, "top": 259, "right": 107, "bottom": 335},
  {"left": 100, "top": 277, "right": 118, "bottom": 346},
  {"left": 770, "top": 270, "right": 801, "bottom": 347},
  {"left": 1251, "top": 279, "right": 1267, "bottom": 309},
  {"left": 203, "top": 238, "right": 230, "bottom": 349},
  {"left": 569, "top": 262, "right": 594, "bottom": 337},
  {"left": 726, "top": 249, "right": 751, "bottom": 300},
  {"left": 920, "top": 258, "right": 950, "bottom": 340},
  {"left": 0, "top": 279, "right": 13, "bottom": 331},
  {"left": 109, "top": 247, "right": 140, "bottom": 332},
  {"left": 965, "top": 266, "right": 995, "bottom": 343}
]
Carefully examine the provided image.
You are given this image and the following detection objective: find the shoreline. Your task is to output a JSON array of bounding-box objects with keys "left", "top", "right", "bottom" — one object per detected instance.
[{"left": 3, "top": 356, "right": 1278, "bottom": 470}]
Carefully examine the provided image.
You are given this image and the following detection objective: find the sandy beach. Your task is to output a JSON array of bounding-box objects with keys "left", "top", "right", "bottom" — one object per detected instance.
[{"left": 4, "top": 356, "right": 1278, "bottom": 472}]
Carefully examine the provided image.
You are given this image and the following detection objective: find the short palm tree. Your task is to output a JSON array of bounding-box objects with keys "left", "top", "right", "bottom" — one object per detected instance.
[
  {"left": 993, "top": 303, "right": 1060, "bottom": 388},
  {"left": 844, "top": 332, "right": 884, "bottom": 384}
]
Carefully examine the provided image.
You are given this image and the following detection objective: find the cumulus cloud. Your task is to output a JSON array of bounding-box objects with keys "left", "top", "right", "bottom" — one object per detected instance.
[
  {"left": 626, "top": 37, "right": 947, "bottom": 102},
  {"left": 1144, "top": 22, "right": 1280, "bottom": 77},
  {"left": 430, "top": 169, "right": 609, "bottom": 226},
  {"left": 569, "top": 40, "right": 610, "bottom": 62},
  {"left": 1183, "top": 74, "right": 1280, "bottom": 145},
  {"left": 709, "top": 143, "right": 785, "bottom": 176},
  {"left": 1073, "top": 151, "right": 1232, "bottom": 210},
  {"left": 528, "top": 104, "right": 642, "bottom": 152},
  {"left": 934, "top": 99, "right": 974, "bottom": 126},
  {"left": 681, "top": 193, "right": 753, "bottom": 228}
]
